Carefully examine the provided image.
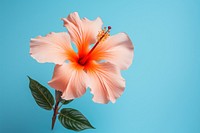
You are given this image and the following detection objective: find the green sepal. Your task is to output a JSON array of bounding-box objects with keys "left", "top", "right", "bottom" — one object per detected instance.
[
  {"left": 61, "top": 99, "right": 73, "bottom": 105},
  {"left": 56, "top": 91, "right": 73, "bottom": 105},
  {"left": 28, "top": 76, "right": 54, "bottom": 110},
  {"left": 58, "top": 108, "right": 95, "bottom": 131}
]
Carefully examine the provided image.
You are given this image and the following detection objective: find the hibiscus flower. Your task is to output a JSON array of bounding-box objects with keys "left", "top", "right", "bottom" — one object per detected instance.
[{"left": 30, "top": 12, "right": 134, "bottom": 104}]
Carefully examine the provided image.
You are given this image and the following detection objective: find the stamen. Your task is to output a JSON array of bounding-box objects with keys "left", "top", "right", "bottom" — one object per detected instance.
[
  {"left": 79, "top": 26, "right": 112, "bottom": 65},
  {"left": 97, "top": 26, "right": 111, "bottom": 44}
]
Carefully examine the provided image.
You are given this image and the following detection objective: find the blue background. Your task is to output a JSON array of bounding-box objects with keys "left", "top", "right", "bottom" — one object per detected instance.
[{"left": 1, "top": 0, "right": 200, "bottom": 133}]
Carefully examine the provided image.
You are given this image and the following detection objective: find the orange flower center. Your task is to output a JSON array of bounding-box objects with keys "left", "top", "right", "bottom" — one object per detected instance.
[{"left": 78, "top": 26, "right": 111, "bottom": 66}]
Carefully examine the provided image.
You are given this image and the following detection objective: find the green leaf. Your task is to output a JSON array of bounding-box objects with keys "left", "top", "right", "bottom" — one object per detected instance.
[
  {"left": 58, "top": 108, "right": 95, "bottom": 131},
  {"left": 28, "top": 76, "right": 54, "bottom": 110}
]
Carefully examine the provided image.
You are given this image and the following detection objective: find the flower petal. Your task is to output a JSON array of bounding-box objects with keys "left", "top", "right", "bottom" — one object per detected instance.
[
  {"left": 86, "top": 62, "right": 125, "bottom": 104},
  {"left": 30, "top": 32, "right": 77, "bottom": 64},
  {"left": 62, "top": 12, "right": 103, "bottom": 57},
  {"left": 90, "top": 33, "right": 134, "bottom": 70},
  {"left": 48, "top": 63, "right": 88, "bottom": 100}
]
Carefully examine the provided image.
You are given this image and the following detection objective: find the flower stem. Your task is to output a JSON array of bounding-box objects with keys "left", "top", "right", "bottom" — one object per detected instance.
[{"left": 51, "top": 90, "right": 61, "bottom": 130}]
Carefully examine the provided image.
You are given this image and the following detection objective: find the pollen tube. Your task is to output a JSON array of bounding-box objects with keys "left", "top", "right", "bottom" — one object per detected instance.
[{"left": 78, "top": 26, "right": 111, "bottom": 65}]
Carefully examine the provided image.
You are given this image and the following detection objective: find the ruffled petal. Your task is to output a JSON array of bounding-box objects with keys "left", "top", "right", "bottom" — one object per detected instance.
[
  {"left": 89, "top": 33, "right": 134, "bottom": 70},
  {"left": 62, "top": 12, "right": 103, "bottom": 57},
  {"left": 86, "top": 62, "right": 125, "bottom": 104},
  {"left": 30, "top": 32, "right": 77, "bottom": 64},
  {"left": 48, "top": 63, "right": 88, "bottom": 100}
]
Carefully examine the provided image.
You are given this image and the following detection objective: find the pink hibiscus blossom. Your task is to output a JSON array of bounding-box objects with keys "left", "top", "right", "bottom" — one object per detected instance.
[{"left": 30, "top": 12, "right": 134, "bottom": 104}]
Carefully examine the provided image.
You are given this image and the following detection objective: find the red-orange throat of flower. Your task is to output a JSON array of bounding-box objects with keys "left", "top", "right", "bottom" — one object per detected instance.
[{"left": 78, "top": 26, "right": 112, "bottom": 66}]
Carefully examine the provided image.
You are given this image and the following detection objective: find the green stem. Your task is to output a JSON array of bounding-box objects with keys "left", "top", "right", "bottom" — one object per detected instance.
[
  {"left": 58, "top": 103, "right": 63, "bottom": 111},
  {"left": 51, "top": 91, "right": 61, "bottom": 130}
]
